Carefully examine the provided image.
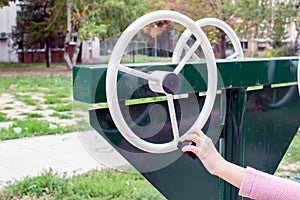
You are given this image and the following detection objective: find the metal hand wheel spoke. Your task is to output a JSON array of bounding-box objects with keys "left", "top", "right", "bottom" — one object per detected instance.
[
  {"left": 184, "top": 44, "right": 201, "bottom": 61},
  {"left": 172, "top": 18, "right": 244, "bottom": 63},
  {"left": 166, "top": 94, "right": 180, "bottom": 141},
  {"left": 174, "top": 39, "right": 201, "bottom": 75},
  {"left": 172, "top": 18, "right": 244, "bottom": 146},
  {"left": 226, "top": 52, "right": 241, "bottom": 60},
  {"left": 118, "top": 64, "right": 160, "bottom": 83}
]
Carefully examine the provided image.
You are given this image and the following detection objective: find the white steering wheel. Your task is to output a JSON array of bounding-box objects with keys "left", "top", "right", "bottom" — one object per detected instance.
[
  {"left": 106, "top": 10, "right": 217, "bottom": 153},
  {"left": 172, "top": 18, "right": 244, "bottom": 144},
  {"left": 172, "top": 18, "right": 244, "bottom": 63}
]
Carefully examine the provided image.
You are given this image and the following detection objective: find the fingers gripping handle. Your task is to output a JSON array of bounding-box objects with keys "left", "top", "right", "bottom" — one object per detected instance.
[{"left": 179, "top": 131, "right": 214, "bottom": 159}]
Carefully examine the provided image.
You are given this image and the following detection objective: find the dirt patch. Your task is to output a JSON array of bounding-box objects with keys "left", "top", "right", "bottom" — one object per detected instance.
[
  {"left": 275, "top": 161, "right": 300, "bottom": 178},
  {"left": 0, "top": 66, "right": 89, "bottom": 131},
  {"left": 0, "top": 66, "right": 72, "bottom": 77},
  {"left": 0, "top": 93, "right": 87, "bottom": 130}
]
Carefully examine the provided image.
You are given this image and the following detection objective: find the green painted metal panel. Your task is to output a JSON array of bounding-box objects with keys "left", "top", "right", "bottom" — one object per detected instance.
[
  {"left": 88, "top": 86, "right": 299, "bottom": 200},
  {"left": 73, "top": 57, "right": 298, "bottom": 104},
  {"left": 89, "top": 97, "right": 220, "bottom": 199},
  {"left": 73, "top": 65, "right": 107, "bottom": 104},
  {"left": 73, "top": 57, "right": 300, "bottom": 199}
]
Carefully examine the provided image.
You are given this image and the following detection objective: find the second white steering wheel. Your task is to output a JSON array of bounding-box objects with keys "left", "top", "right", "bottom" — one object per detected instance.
[{"left": 172, "top": 18, "right": 244, "bottom": 63}]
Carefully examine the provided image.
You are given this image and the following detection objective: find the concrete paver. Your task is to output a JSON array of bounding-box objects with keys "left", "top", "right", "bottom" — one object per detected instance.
[{"left": 0, "top": 131, "right": 129, "bottom": 188}]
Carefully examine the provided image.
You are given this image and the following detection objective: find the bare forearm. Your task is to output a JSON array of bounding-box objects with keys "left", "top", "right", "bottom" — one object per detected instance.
[
  {"left": 199, "top": 147, "right": 245, "bottom": 188},
  {"left": 180, "top": 130, "right": 300, "bottom": 199},
  {"left": 214, "top": 158, "right": 245, "bottom": 188},
  {"left": 180, "top": 130, "right": 245, "bottom": 188}
]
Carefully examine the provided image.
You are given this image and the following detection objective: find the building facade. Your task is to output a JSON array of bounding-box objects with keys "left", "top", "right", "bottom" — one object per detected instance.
[{"left": 0, "top": 1, "right": 18, "bottom": 62}]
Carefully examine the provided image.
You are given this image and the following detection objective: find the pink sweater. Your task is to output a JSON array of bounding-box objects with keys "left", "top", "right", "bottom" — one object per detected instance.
[{"left": 239, "top": 167, "right": 300, "bottom": 200}]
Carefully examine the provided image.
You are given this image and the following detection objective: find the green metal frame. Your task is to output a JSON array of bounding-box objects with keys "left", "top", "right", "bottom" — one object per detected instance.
[
  {"left": 73, "top": 57, "right": 299, "bottom": 200},
  {"left": 74, "top": 57, "right": 298, "bottom": 103}
]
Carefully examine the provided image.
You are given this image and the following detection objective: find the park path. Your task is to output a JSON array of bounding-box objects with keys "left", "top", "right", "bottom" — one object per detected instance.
[{"left": 0, "top": 131, "right": 129, "bottom": 189}]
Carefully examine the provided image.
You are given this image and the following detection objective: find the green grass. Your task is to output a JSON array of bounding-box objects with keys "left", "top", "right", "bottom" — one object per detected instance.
[
  {"left": 44, "top": 95, "right": 63, "bottom": 104},
  {"left": 50, "top": 112, "right": 73, "bottom": 119},
  {"left": 0, "top": 119, "right": 90, "bottom": 140},
  {"left": 0, "top": 75, "right": 72, "bottom": 95},
  {"left": 0, "top": 62, "right": 65, "bottom": 68},
  {"left": 283, "top": 131, "right": 300, "bottom": 164},
  {"left": 14, "top": 93, "right": 39, "bottom": 105},
  {"left": 21, "top": 112, "right": 44, "bottom": 119},
  {"left": 23, "top": 98, "right": 39, "bottom": 106},
  {"left": 0, "top": 168, "right": 165, "bottom": 200},
  {"left": 3, "top": 106, "right": 13, "bottom": 110},
  {"left": 50, "top": 90, "right": 71, "bottom": 98},
  {"left": 289, "top": 168, "right": 300, "bottom": 175},
  {"left": 0, "top": 74, "right": 89, "bottom": 140},
  {"left": 35, "top": 105, "right": 44, "bottom": 110},
  {"left": 74, "top": 113, "right": 84, "bottom": 118},
  {"left": 276, "top": 131, "right": 300, "bottom": 179},
  {"left": 49, "top": 104, "right": 73, "bottom": 112},
  {"left": 0, "top": 112, "right": 10, "bottom": 122}
]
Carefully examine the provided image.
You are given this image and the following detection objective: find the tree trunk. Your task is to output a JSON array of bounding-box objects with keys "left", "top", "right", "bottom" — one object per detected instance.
[
  {"left": 64, "top": 2, "right": 73, "bottom": 69},
  {"left": 64, "top": 35, "right": 81, "bottom": 69},
  {"left": 219, "top": 30, "right": 226, "bottom": 59},
  {"left": 72, "top": 40, "right": 82, "bottom": 66},
  {"left": 294, "top": 26, "right": 300, "bottom": 55},
  {"left": 64, "top": 30, "right": 73, "bottom": 69},
  {"left": 21, "top": 33, "right": 24, "bottom": 63},
  {"left": 45, "top": 39, "right": 50, "bottom": 68}
]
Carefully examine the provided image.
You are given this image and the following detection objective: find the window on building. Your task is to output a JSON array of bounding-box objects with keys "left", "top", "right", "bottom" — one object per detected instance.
[
  {"left": 257, "top": 42, "right": 266, "bottom": 51},
  {"left": 241, "top": 41, "right": 248, "bottom": 50}
]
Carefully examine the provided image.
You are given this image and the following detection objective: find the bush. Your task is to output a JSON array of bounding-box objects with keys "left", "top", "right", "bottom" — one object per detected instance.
[
  {"left": 0, "top": 168, "right": 166, "bottom": 200},
  {"left": 265, "top": 45, "right": 289, "bottom": 57}
]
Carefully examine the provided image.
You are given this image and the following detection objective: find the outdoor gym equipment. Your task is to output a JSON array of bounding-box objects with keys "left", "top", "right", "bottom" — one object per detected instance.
[
  {"left": 73, "top": 10, "right": 300, "bottom": 200},
  {"left": 172, "top": 17, "right": 244, "bottom": 144},
  {"left": 107, "top": 11, "right": 217, "bottom": 153}
]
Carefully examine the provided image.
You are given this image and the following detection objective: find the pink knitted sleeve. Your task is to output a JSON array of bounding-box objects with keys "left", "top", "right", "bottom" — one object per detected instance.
[{"left": 239, "top": 167, "right": 300, "bottom": 200}]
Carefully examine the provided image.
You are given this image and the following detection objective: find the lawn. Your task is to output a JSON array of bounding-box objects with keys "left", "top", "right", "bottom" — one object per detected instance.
[
  {"left": 0, "top": 62, "right": 66, "bottom": 68},
  {"left": 0, "top": 167, "right": 166, "bottom": 200},
  {"left": 0, "top": 74, "right": 90, "bottom": 140},
  {"left": 275, "top": 131, "right": 300, "bottom": 179}
]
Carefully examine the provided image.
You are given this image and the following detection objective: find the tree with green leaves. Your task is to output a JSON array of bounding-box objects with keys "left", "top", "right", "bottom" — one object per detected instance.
[
  {"left": 161, "top": 0, "right": 300, "bottom": 57},
  {"left": 233, "top": 0, "right": 299, "bottom": 56},
  {"left": 64, "top": 0, "right": 156, "bottom": 69},
  {"left": 9, "top": 0, "right": 155, "bottom": 68},
  {"left": 294, "top": 1, "right": 300, "bottom": 55},
  {"left": 161, "top": 0, "right": 235, "bottom": 58},
  {"left": 12, "top": 0, "right": 67, "bottom": 67},
  {"left": 0, "top": 0, "right": 15, "bottom": 7}
]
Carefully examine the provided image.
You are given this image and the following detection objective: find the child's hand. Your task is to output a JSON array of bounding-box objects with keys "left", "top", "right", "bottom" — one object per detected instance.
[{"left": 179, "top": 129, "right": 224, "bottom": 175}]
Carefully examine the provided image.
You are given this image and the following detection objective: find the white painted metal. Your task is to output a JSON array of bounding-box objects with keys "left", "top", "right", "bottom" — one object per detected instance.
[
  {"left": 172, "top": 18, "right": 244, "bottom": 146},
  {"left": 172, "top": 18, "right": 244, "bottom": 63},
  {"left": 148, "top": 71, "right": 173, "bottom": 94},
  {"left": 107, "top": 10, "right": 218, "bottom": 153}
]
